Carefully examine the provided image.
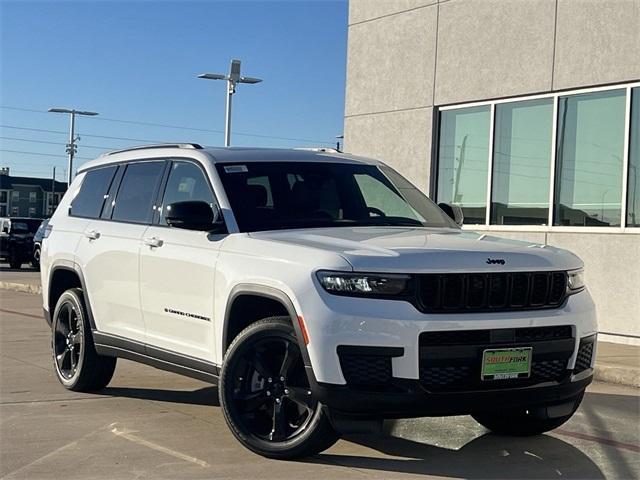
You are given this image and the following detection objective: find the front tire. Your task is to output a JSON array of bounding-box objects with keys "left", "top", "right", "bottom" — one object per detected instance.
[
  {"left": 472, "top": 392, "right": 584, "bottom": 436},
  {"left": 219, "top": 316, "right": 340, "bottom": 459},
  {"left": 51, "top": 288, "right": 117, "bottom": 391}
]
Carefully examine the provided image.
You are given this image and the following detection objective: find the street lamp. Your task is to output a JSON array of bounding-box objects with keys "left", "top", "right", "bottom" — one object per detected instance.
[
  {"left": 198, "top": 59, "right": 262, "bottom": 147},
  {"left": 48, "top": 108, "right": 99, "bottom": 186}
]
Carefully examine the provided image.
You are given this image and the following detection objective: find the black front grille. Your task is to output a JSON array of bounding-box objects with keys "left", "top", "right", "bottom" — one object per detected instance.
[
  {"left": 419, "top": 326, "right": 574, "bottom": 392},
  {"left": 338, "top": 351, "right": 394, "bottom": 388},
  {"left": 575, "top": 337, "right": 595, "bottom": 373},
  {"left": 417, "top": 271, "right": 567, "bottom": 313}
]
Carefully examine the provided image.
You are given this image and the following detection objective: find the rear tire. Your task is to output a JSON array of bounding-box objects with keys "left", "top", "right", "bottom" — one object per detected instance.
[
  {"left": 51, "top": 288, "right": 117, "bottom": 391},
  {"left": 472, "top": 392, "right": 584, "bottom": 436},
  {"left": 219, "top": 316, "right": 340, "bottom": 459},
  {"left": 32, "top": 246, "right": 41, "bottom": 270}
]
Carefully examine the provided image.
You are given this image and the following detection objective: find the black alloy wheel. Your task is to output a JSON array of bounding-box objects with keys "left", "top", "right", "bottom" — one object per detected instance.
[
  {"left": 220, "top": 317, "right": 339, "bottom": 459},
  {"left": 53, "top": 300, "right": 83, "bottom": 380},
  {"left": 231, "top": 334, "right": 315, "bottom": 442}
]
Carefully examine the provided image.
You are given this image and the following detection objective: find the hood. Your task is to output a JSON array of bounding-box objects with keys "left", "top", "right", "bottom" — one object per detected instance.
[{"left": 249, "top": 227, "right": 582, "bottom": 273}]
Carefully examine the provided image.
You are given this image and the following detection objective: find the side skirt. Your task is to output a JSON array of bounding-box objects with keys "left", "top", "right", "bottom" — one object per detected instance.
[{"left": 93, "top": 332, "right": 219, "bottom": 384}]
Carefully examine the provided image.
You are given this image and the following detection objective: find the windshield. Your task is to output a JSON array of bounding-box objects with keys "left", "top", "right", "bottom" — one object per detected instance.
[{"left": 216, "top": 161, "right": 457, "bottom": 232}]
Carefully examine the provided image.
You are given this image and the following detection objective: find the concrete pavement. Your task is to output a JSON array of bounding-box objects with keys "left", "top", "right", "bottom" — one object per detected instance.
[{"left": 1, "top": 290, "right": 639, "bottom": 479}]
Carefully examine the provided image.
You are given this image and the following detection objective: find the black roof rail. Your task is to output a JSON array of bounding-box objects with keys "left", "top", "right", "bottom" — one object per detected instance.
[{"left": 104, "top": 143, "right": 203, "bottom": 156}]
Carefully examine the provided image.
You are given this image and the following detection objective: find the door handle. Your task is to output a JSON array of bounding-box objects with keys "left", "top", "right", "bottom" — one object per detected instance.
[
  {"left": 143, "top": 236, "right": 164, "bottom": 248},
  {"left": 85, "top": 229, "right": 101, "bottom": 240}
]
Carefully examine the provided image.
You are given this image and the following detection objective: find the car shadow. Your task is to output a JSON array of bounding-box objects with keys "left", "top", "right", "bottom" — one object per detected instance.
[
  {"left": 313, "top": 431, "right": 605, "bottom": 479},
  {"left": 97, "top": 385, "right": 220, "bottom": 407}
]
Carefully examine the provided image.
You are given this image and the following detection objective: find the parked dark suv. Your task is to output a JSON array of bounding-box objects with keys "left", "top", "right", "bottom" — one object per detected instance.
[
  {"left": 31, "top": 218, "right": 50, "bottom": 270},
  {"left": 0, "top": 217, "right": 42, "bottom": 269}
]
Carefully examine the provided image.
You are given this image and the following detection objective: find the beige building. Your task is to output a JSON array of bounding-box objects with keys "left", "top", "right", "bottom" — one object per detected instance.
[{"left": 344, "top": 0, "right": 640, "bottom": 345}]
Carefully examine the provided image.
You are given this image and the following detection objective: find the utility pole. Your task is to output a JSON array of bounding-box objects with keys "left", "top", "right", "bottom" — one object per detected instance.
[
  {"left": 198, "top": 60, "right": 262, "bottom": 147},
  {"left": 50, "top": 166, "right": 55, "bottom": 215},
  {"left": 48, "top": 108, "right": 99, "bottom": 186}
]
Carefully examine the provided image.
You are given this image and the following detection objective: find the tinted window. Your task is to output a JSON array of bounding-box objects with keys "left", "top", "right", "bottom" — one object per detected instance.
[
  {"left": 628, "top": 87, "right": 640, "bottom": 227},
  {"left": 70, "top": 166, "right": 117, "bottom": 218},
  {"left": 554, "top": 89, "right": 625, "bottom": 226},
  {"left": 216, "top": 162, "right": 455, "bottom": 232},
  {"left": 437, "top": 106, "right": 491, "bottom": 224},
  {"left": 112, "top": 161, "right": 165, "bottom": 224},
  {"left": 491, "top": 98, "right": 553, "bottom": 225},
  {"left": 159, "top": 161, "right": 216, "bottom": 225}
]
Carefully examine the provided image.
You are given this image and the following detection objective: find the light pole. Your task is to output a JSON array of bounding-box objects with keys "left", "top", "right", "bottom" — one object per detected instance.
[
  {"left": 198, "top": 59, "right": 262, "bottom": 147},
  {"left": 48, "top": 108, "right": 98, "bottom": 186}
]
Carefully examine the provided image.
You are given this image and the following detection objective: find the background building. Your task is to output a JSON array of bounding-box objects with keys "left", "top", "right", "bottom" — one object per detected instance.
[
  {"left": 0, "top": 168, "right": 66, "bottom": 218},
  {"left": 344, "top": 0, "right": 640, "bottom": 345}
]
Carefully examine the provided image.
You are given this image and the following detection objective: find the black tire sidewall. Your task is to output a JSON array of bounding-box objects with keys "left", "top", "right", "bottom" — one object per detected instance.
[
  {"left": 219, "top": 318, "right": 327, "bottom": 457},
  {"left": 51, "top": 289, "right": 87, "bottom": 389}
]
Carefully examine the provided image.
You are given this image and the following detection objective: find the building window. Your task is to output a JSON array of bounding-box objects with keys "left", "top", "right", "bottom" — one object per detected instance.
[
  {"left": 435, "top": 82, "right": 638, "bottom": 230},
  {"left": 554, "top": 89, "right": 626, "bottom": 227},
  {"left": 436, "top": 105, "right": 490, "bottom": 224},
  {"left": 628, "top": 87, "right": 640, "bottom": 227},
  {"left": 28, "top": 207, "right": 36, "bottom": 217},
  {"left": 11, "top": 191, "right": 19, "bottom": 202},
  {"left": 492, "top": 98, "right": 553, "bottom": 225},
  {"left": 0, "top": 191, "right": 7, "bottom": 203},
  {"left": 0, "top": 206, "right": 6, "bottom": 216},
  {"left": 11, "top": 207, "right": 18, "bottom": 216},
  {"left": 29, "top": 191, "right": 37, "bottom": 203}
]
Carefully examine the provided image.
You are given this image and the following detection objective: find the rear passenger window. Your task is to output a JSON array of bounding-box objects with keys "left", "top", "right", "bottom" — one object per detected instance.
[
  {"left": 112, "top": 161, "right": 165, "bottom": 224},
  {"left": 70, "top": 166, "right": 117, "bottom": 218}
]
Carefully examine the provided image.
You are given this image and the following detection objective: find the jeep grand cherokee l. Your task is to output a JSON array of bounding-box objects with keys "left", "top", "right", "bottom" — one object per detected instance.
[{"left": 41, "top": 144, "right": 596, "bottom": 459}]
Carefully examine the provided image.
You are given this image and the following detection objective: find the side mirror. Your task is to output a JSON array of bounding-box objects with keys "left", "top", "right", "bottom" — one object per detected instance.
[
  {"left": 438, "top": 202, "right": 464, "bottom": 226},
  {"left": 165, "top": 201, "right": 224, "bottom": 232}
]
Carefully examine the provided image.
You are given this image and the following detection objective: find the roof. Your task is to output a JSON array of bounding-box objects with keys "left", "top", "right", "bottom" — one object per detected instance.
[
  {"left": 0, "top": 174, "right": 67, "bottom": 192},
  {"left": 79, "top": 145, "right": 381, "bottom": 172}
]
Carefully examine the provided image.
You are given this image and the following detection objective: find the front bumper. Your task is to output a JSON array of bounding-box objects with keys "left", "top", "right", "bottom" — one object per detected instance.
[{"left": 311, "top": 369, "right": 592, "bottom": 418}]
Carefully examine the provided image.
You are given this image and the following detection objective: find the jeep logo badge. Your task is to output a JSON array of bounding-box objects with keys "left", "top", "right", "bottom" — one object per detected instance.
[{"left": 486, "top": 258, "right": 506, "bottom": 265}]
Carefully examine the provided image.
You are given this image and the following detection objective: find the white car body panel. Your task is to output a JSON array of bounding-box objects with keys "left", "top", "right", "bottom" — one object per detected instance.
[{"left": 41, "top": 146, "right": 597, "bottom": 394}]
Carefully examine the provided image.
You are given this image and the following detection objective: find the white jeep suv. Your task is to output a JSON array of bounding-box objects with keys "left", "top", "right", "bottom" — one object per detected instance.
[{"left": 41, "top": 144, "right": 597, "bottom": 459}]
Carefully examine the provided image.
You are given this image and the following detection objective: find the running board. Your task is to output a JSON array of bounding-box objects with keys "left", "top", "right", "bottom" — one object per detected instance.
[{"left": 93, "top": 331, "right": 219, "bottom": 384}]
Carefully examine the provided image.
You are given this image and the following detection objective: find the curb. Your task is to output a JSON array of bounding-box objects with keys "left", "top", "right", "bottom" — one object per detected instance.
[
  {"left": 0, "top": 281, "right": 42, "bottom": 295},
  {"left": 1, "top": 281, "right": 638, "bottom": 388},
  {"left": 594, "top": 364, "right": 640, "bottom": 389}
]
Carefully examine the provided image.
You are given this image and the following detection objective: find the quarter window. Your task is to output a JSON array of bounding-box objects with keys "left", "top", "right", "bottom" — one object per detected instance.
[
  {"left": 159, "top": 161, "right": 216, "bottom": 225},
  {"left": 70, "top": 165, "right": 117, "bottom": 218},
  {"left": 112, "top": 161, "right": 165, "bottom": 224}
]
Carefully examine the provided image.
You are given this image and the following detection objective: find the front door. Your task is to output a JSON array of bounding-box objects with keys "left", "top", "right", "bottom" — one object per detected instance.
[{"left": 139, "top": 160, "right": 225, "bottom": 362}]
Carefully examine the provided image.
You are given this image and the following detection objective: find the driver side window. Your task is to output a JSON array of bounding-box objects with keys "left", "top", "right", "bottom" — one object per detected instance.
[
  {"left": 354, "top": 173, "right": 423, "bottom": 220},
  {"left": 159, "top": 161, "right": 217, "bottom": 225}
]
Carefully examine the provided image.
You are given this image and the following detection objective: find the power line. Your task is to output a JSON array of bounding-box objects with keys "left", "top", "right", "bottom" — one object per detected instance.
[
  {"left": 0, "top": 148, "right": 93, "bottom": 160},
  {"left": 0, "top": 105, "right": 333, "bottom": 144},
  {"left": 0, "top": 135, "right": 115, "bottom": 150},
  {"left": 0, "top": 125, "right": 167, "bottom": 144}
]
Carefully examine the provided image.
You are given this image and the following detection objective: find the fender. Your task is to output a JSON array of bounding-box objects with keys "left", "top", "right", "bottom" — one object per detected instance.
[
  {"left": 223, "top": 283, "right": 313, "bottom": 372},
  {"left": 47, "top": 261, "right": 97, "bottom": 330}
]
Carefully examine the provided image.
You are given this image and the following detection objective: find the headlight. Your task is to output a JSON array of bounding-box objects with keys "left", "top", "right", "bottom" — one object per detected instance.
[
  {"left": 567, "top": 268, "right": 585, "bottom": 292},
  {"left": 317, "top": 271, "right": 412, "bottom": 297}
]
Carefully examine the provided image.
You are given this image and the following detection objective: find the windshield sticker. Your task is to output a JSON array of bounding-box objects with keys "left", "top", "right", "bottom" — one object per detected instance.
[{"left": 224, "top": 165, "right": 248, "bottom": 173}]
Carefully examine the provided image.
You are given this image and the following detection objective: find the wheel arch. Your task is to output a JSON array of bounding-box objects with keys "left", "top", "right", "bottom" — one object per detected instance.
[
  {"left": 223, "top": 284, "right": 312, "bottom": 369},
  {"left": 48, "top": 263, "right": 97, "bottom": 330}
]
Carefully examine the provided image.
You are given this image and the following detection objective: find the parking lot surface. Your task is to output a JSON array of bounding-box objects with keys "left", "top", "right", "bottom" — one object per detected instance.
[{"left": 1, "top": 290, "right": 639, "bottom": 479}]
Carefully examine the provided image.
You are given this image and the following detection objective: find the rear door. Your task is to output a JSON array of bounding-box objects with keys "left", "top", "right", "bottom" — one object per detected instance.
[
  {"left": 75, "top": 160, "right": 166, "bottom": 343},
  {"left": 139, "top": 160, "right": 225, "bottom": 361}
]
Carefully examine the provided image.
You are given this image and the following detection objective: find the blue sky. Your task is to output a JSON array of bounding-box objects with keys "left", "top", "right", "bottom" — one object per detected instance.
[{"left": 0, "top": 0, "right": 348, "bottom": 181}]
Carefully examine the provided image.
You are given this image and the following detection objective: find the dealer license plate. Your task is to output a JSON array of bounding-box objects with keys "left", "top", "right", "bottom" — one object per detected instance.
[{"left": 481, "top": 347, "right": 532, "bottom": 381}]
